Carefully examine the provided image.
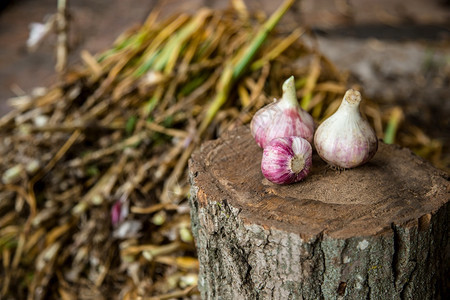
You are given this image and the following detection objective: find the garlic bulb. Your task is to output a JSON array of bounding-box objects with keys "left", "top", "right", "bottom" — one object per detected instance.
[
  {"left": 314, "top": 89, "right": 378, "bottom": 169},
  {"left": 261, "top": 136, "right": 312, "bottom": 184},
  {"left": 250, "top": 76, "right": 314, "bottom": 148}
]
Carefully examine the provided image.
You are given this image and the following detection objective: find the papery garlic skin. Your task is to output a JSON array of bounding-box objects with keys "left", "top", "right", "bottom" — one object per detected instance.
[
  {"left": 314, "top": 89, "right": 378, "bottom": 169},
  {"left": 261, "top": 136, "right": 312, "bottom": 184},
  {"left": 250, "top": 76, "right": 315, "bottom": 148}
]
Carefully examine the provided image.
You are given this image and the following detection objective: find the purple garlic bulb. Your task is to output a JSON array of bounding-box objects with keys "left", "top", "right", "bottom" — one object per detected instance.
[
  {"left": 250, "top": 76, "right": 315, "bottom": 148},
  {"left": 314, "top": 89, "right": 378, "bottom": 169},
  {"left": 261, "top": 136, "right": 313, "bottom": 184}
]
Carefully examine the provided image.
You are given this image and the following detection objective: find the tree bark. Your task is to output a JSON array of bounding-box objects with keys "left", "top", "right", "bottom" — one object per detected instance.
[{"left": 188, "top": 126, "right": 449, "bottom": 300}]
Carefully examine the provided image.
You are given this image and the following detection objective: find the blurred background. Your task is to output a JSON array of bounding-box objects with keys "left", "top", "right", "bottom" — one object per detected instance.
[{"left": 1, "top": 0, "right": 449, "bottom": 155}]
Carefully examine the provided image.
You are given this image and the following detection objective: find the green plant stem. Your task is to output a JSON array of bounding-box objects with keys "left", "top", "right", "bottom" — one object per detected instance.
[
  {"left": 198, "top": 0, "right": 294, "bottom": 136},
  {"left": 384, "top": 107, "right": 403, "bottom": 144},
  {"left": 233, "top": 0, "right": 295, "bottom": 79},
  {"left": 198, "top": 65, "right": 233, "bottom": 134}
]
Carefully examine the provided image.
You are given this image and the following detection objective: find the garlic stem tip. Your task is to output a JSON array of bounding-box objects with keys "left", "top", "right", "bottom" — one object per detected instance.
[
  {"left": 282, "top": 76, "right": 297, "bottom": 106},
  {"left": 282, "top": 76, "right": 295, "bottom": 92},
  {"left": 344, "top": 89, "right": 361, "bottom": 104}
]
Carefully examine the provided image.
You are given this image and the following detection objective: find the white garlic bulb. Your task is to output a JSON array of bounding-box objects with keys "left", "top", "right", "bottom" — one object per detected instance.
[
  {"left": 250, "top": 76, "right": 315, "bottom": 148},
  {"left": 314, "top": 89, "right": 378, "bottom": 169}
]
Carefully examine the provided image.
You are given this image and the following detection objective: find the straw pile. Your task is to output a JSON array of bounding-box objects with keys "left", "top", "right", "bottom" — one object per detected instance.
[{"left": 0, "top": 0, "right": 445, "bottom": 298}]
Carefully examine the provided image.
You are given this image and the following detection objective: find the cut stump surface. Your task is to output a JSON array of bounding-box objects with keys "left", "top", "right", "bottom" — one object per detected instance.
[{"left": 189, "top": 126, "right": 449, "bottom": 299}]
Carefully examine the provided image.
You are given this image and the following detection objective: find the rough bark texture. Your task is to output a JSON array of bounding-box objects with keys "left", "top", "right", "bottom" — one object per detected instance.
[{"left": 188, "top": 126, "right": 449, "bottom": 300}]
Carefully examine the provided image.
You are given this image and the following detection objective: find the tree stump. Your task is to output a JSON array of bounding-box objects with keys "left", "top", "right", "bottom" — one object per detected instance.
[{"left": 188, "top": 126, "right": 449, "bottom": 300}]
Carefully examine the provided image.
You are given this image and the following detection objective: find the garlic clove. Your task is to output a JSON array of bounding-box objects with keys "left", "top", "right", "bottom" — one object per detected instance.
[
  {"left": 250, "top": 76, "right": 315, "bottom": 148},
  {"left": 314, "top": 89, "right": 378, "bottom": 169},
  {"left": 261, "top": 136, "right": 313, "bottom": 184}
]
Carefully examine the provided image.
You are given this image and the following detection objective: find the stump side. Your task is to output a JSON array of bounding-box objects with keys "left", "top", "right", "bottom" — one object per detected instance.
[
  {"left": 188, "top": 126, "right": 449, "bottom": 299},
  {"left": 190, "top": 126, "right": 449, "bottom": 240}
]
